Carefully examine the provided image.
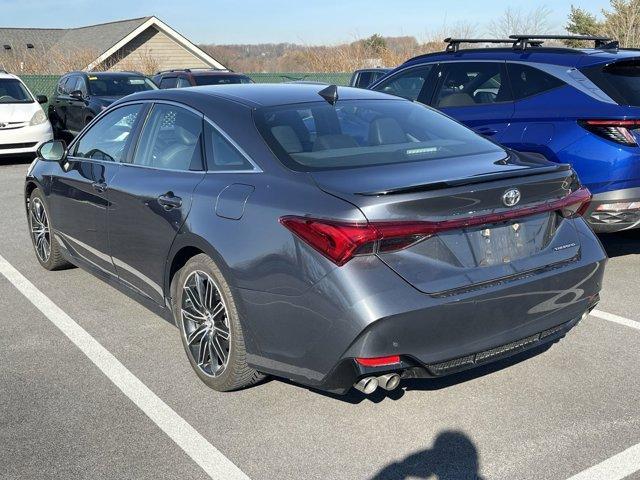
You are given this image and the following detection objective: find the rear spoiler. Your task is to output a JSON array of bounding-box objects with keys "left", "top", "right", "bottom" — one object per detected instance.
[{"left": 356, "top": 163, "right": 572, "bottom": 196}]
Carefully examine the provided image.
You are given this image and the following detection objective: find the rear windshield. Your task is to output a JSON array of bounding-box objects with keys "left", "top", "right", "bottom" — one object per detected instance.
[
  {"left": 193, "top": 75, "right": 254, "bottom": 86},
  {"left": 582, "top": 60, "right": 640, "bottom": 106},
  {"left": 0, "top": 79, "right": 33, "bottom": 103},
  {"left": 254, "top": 99, "right": 504, "bottom": 171},
  {"left": 88, "top": 75, "right": 157, "bottom": 96}
]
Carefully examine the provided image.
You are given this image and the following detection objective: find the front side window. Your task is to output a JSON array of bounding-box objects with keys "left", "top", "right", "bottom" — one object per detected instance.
[
  {"left": 507, "top": 63, "right": 565, "bottom": 100},
  {"left": 372, "top": 65, "right": 434, "bottom": 101},
  {"left": 73, "top": 77, "right": 88, "bottom": 96},
  {"left": 88, "top": 75, "right": 156, "bottom": 96},
  {"left": 131, "top": 104, "right": 203, "bottom": 171},
  {"left": 0, "top": 79, "right": 33, "bottom": 104},
  {"left": 74, "top": 104, "right": 143, "bottom": 162},
  {"left": 433, "top": 62, "right": 511, "bottom": 108},
  {"left": 255, "top": 99, "right": 505, "bottom": 171}
]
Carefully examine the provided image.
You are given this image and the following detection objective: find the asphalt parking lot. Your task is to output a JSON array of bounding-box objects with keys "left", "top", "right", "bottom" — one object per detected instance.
[{"left": 1, "top": 157, "right": 640, "bottom": 480}]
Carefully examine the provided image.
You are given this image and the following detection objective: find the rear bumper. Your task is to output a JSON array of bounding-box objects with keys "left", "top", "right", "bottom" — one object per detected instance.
[
  {"left": 241, "top": 219, "right": 607, "bottom": 394},
  {"left": 584, "top": 187, "right": 640, "bottom": 232}
]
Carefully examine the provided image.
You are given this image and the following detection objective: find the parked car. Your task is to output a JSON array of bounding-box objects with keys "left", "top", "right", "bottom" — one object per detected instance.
[
  {"left": 349, "top": 68, "right": 391, "bottom": 88},
  {"left": 152, "top": 68, "right": 254, "bottom": 89},
  {"left": 48, "top": 71, "right": 157, "bottom": 139},
  {"left": 26, "top": 84, "right": 605, "bottom": 395},
  {"left": 370, "top": 35, "right": 640, "bottom": 232},
  {"left": 0, "top": 70, "right": 52, "bottom": 158}
]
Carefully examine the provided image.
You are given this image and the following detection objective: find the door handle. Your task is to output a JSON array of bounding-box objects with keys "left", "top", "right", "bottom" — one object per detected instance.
[
  {"left": 91, "top": 181, "right": 107, "bottom": 193},
  {"left": 474, "top": 127, "right": 499, "bottom": 136},
  {"left": 157, "top": 192, "right": 182, "bottom": 210}
]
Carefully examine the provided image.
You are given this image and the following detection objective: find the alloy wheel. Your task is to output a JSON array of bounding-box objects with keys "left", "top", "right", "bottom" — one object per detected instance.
[
  {"left": 30, "top": 198, "right": 51, "bottom": 263},
  {"left": 180, "top": 270, "right": 231, "bottom": 377}
]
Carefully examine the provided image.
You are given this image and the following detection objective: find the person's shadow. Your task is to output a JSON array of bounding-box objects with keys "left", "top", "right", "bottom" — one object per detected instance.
[{"left": 369, "top": 431, "right": 483, "bottom": 480}]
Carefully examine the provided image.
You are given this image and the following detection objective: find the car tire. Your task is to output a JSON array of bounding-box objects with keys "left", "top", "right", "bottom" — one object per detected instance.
[
  {"left": 172, "top": 253, "right": 264, "bottom": 391},
  {"left": 28, "top": 188, "right": 72, "bottom": 271}
]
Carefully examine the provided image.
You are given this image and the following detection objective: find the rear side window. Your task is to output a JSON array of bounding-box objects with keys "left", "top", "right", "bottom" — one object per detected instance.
[
  {"left": 507, "top": 64, "right": 565, "bottom": 100},
  {"left": 159, "top": 77, "right": 178, "bottom": 89},
  {"left": 373, "top": 65, "right": 434, "bottom": 102},
  {"left": 433, "top": 62, "right": 511, "bottom": 107},
  {"left": 582, "top": 60, "right": 640, "bottom": 106},
  {"left": 255, "top": 99, "right": 504, "bottom": 171},
  {"left": 354, "top": 71, "right": 374, "bottom": 88},
  {"left": 176, "top": 77, "right": 191, "bottom": 88},
  {"left": 132, "top": 104, "right": 203, "bottom": 171},
  {"left": 205, "top": 122, "right": 254, "bottom": 171}
]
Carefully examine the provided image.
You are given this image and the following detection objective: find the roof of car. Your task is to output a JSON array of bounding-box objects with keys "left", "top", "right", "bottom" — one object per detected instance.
[
  {"left": 400, "top": 46, "right": 640, "bottom": 69},
  {"left": 65, "top": 70, "right": 146, "bottom": 77},
  {"left": 121, "top": 83, "right": 401, "bottom": 108},
  {"left": 0, "top": 71, "right": 19, "bottom": 80},
  {"left": 156, "top": 69, "right": 249, "bottom": 77}
]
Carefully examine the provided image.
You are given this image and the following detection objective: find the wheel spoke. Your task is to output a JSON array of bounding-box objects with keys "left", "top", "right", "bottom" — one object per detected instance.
[
  {"left": 185, "top": 285, "right": 205, "bottom": 315},
  {"left": 214, "top": 324, "right": 229, "bottom": 341},
  {"left": 181, "top": 309, "right": 206, "bottom": 324},
  {"left": 197, "top": 336, "right": 210, "bottom": 366},
  {"left": 204, "top": 279, "right": 214, "bottom": 310},
  {"left": 211, "top": 336, "right": 227, "bottom": 365},
  {"left": 210, "top": 301, "right": 225, "bottom": 320},
  {"left": 194, "top": 272, "right": 207, "bottom": 309},
  {"left": 187, "top": 323, "right": 208, "bottom": 346}
]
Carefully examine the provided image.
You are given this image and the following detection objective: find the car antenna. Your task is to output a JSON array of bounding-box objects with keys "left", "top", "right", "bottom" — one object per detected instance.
[{"left": 318, "top": 85, "right": 339, "bottom": 105}]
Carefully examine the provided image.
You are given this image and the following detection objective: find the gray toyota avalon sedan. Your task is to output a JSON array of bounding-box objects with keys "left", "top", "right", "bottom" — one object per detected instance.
[{"left": 26, "top": 84, "right": 606, "bottom": 395}]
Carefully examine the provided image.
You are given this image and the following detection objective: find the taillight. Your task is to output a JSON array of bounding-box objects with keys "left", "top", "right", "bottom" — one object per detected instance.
[
  {"left": 579, "top": 119, "right": 640, "bottom": 146},
  {"left": 280, "top": 187, "right": 591, "bottom": 266}
]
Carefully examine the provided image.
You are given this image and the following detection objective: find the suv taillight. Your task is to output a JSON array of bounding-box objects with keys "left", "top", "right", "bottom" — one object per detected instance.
[{"left": 579, "top": 119, "right": 640, "bottom": 146}]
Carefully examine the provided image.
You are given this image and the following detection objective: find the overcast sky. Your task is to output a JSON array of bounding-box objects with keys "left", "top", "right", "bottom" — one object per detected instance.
[{"left": 0, "top": 0, "right": 608, "bottom": 44}]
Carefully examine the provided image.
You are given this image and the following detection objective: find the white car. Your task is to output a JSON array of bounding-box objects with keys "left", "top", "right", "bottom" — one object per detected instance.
[{"left": 0, "top": 71, "right": 53, "bottom": 158}]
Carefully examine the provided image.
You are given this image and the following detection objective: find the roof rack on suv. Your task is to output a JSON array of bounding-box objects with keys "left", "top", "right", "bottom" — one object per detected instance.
[
  {"left": 155, "top": 67, "right": 231, "bottom": 75},
  {"left": 509, "top": 34, "right": 617, "bottom": 50},
  {"left": 444, "top": 38, "right": 515, "bottom": 53}
]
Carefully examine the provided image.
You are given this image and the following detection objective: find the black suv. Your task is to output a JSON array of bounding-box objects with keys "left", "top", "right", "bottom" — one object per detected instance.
[
  {"left": 152, "top": 68, "right": 254, "bottom": 89},
  {"left": 49, "top": 71, "right": 157, "bottom": 139}
]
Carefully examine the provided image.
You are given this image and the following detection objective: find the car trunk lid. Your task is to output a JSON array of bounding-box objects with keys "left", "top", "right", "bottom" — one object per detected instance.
[{"left": 310, "top": 153, "right": 584, "bottom": 294}]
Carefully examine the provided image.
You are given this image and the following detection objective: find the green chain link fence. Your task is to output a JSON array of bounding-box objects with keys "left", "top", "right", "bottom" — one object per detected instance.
[{"left": 19, "top": 73, "right": 352, "bottom": 114}]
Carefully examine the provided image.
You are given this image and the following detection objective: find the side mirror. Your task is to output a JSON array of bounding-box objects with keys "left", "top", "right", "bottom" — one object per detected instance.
[
  {"left": 36, "top": 94, "right": 48, "bottom": 104},
  {"left": 69, "top": 90, "right": 84, "bottom": 100},
  {"left": 37, "top": 140, "right": 67, "bottom": 163}
]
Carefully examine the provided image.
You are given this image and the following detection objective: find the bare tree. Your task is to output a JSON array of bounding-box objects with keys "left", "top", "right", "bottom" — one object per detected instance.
[
  {"left": 602, "top": 0, "right": 640, "bottom": 48},
  {"left": 488, "top": 6, "right": 553, "bottom": 38}
]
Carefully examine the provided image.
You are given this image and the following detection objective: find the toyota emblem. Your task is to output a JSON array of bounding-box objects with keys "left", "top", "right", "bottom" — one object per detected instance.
[{"left": 502, "top": 188, "right": 521, "bottom": 207}]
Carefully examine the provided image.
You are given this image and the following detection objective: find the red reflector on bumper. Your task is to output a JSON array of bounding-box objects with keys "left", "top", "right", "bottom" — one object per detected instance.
[{"left": 356, "top": 355, "right": 401, "bottom": 367}]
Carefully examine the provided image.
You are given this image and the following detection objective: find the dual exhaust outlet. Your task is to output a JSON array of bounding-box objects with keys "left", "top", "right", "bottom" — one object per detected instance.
[{"left": 354, "top": 373, "right": 401, "bottom": 394}]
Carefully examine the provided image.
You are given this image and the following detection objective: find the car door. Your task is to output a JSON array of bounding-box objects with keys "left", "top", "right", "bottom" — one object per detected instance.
[
  {"left": 430, "top": 62, "right": 514, "bottom": 141},
  {"left": 67, "top": 76, "right": 89, "bottom": 134},
  {"left": 50, "top": 75, "right": 73, "bottom": 134},
  {"left": 107, "top": 102, "right": 206, "bottom": 305},
  {"left": 48, "top": 103, "right": 146, "bottom": 277}
]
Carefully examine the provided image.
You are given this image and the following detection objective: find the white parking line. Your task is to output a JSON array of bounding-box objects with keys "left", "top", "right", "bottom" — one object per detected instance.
[
  {"left": 566, "top": 443, "right": 640, "bottom": 480},
  {"left": 0, "top": 254, "right": 250, "bottom": 480},
  {"left": 590, "top": 309, "right": 640, "bottom": 331}
]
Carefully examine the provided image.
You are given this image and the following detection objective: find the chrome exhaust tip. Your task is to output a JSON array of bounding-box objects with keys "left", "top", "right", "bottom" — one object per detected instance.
[
  {"left": 377, "top": 373, "right": 401, "bottom": 391},
  {"left": 354, "top": 376, "right": 378, "bottom": 394}
]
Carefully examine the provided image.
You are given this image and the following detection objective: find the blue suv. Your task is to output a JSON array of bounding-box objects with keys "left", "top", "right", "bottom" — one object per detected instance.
[{"left": 370, "top": 35, "right": 640, "bottom": 232}]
